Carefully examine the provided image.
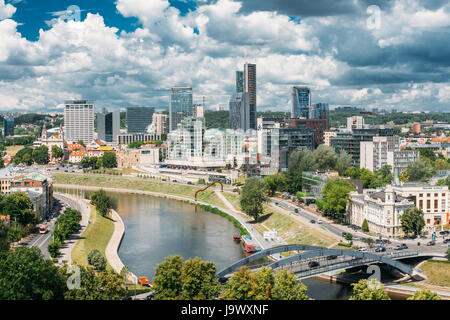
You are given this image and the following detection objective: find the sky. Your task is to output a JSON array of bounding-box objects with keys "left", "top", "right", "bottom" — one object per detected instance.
[{"left": 0, "top": 0, "right": 449, "bottom": 112}]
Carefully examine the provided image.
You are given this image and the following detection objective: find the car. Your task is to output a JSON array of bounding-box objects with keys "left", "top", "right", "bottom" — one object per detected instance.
[
  {"left": 382, "top": 239, "right": 391, "bottom": 244},
  {"left": 326, "top": 255, "right": 338, "bottom": 260},
  {"left": 358, "top": 247, "right": 368, "bottom": 252},
  {"left": 394, "top": 244, "right": 408, "bottom": 250},
  {"left": 443, "top": 239, "right": 450, "bottom": 244},
  {"left": 275, "top": 202, "right": 279, "bottom": 205},
  {"left": 187, "top": 182, "right": 193, "bottom": 185},
  {"left": 375, "top": 246, "right": 386, "bottom": 252},
  {"left": 121, "top": 296, "right": 132, "bottom": 300},
  {"left": 375, "top": 239, "right": 384, "bottom": 244},
  {"left": 308, "top": 261, "right": 320, "bottom": 268},
  {"left": 145, "top": 292, "right": 156, "bottom": 300},
  {"left": 310, "top": 219, "right": 316, "bottom": 224},
  {"left": 342, "top": 232, "right": 348, "bottom": 237},
  {"left": 317, "top": 219, "right": 323, "bottom": 224},
  {"left": 427, "top": 240, "right": 436, "bottom": 246},
  {"left": 294, "top": 209, "right": 299, "bottom": 213}
]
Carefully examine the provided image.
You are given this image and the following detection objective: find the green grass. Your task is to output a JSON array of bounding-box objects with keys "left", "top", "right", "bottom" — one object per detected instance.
[
  {"left": 421, "top": 260, "right": 450, "bottom": 287},
  {"left": 71, "top": 205, "right": 115, "bottom": 270},
  {"left": 53, "top": 173, "right": 226, "bottom": 207}
]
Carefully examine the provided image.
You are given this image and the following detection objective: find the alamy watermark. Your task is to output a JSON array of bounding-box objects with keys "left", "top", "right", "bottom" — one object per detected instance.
[{"left": 366, "top": 5, "right": 381, "bottom": 30}]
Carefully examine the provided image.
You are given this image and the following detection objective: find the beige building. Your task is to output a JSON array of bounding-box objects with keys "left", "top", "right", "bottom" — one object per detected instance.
[
  {"left": 151, "top": 113, "right": 168, "bottom": 136},
  {"left": 324, "top": 130, "right": 337, "bottom": 146},
  {"left": 348, "top": 185, "right": 415, "bottom": 238},
  {"left": 117, "top": 146, "right": 160, "bottom": 168},
  {"left": 0, "top": 168, "right": 12, "bottom": 194}
]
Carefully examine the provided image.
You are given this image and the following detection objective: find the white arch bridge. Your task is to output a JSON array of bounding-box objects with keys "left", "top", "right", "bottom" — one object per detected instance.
[{"left": 217, "top": 244, "right": 433, "bottom": 282}]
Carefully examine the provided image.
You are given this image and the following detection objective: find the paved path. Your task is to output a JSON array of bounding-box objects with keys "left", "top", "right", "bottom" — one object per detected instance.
[{"left": 54, "top": 193, "right": 90, "bottom": 265}]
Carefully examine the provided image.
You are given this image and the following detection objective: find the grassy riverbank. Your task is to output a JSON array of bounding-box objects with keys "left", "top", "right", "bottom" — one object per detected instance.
[
  {"left": 53, "top": 173, "right": 225, "bottom": 207},
  {"left": 221, "top": 192, "right": 335, "bottom": 247},
  {"left": 71, "top": 204, "right": 115, "bottom": 271}
]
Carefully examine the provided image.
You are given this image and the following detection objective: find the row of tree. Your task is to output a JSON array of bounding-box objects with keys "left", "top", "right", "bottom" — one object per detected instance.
[
  {"left": 79, "top": 152, "right": 117, "bottom": 169},
  {"left": 48, "top": 208, "right": 82, "bottom": 258}
]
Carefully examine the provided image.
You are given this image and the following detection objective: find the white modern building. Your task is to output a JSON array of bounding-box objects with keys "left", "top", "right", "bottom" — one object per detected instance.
[
  {"left": 346, "top": 116, "right": 365, "bottom": 131},
  {"left": 64, "top": 100, "right": 95, "bottom": 143},
  {"left": 360, "top": 136, "right": 419, "bottom": 172}
]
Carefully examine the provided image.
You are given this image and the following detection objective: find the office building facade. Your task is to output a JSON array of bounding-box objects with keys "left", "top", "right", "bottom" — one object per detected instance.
[
  {"left": 229, "top": 92, "right": 250, "bottom": 131},
  {"left": 244, "top": 63, "right": 257, "bottom": 130},
  {"left": 126, "top": 106, "right": 155, "bottom": 134},
  {"left": 97, "top": 108, "right": 120, "bottom": 143},
  {"left": 64, "top": 100, "right": 95, "bottom": 143},
  {"left": 169, "top": 87, "right": 193, "bottom": 132},
  {"left": 291, "top": 86, "right": 311, "bottom": 119},
  {"left": 151, "top": 113, "right": 168, "bottom": 136},
  {"left": 3, "top": 118, "right": 14, "bottom": 138}
]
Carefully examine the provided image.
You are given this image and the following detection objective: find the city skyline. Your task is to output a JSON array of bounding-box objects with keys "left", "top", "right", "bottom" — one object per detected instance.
[{"left": 0, "top": 0, "right": 449, "bottom": 113}]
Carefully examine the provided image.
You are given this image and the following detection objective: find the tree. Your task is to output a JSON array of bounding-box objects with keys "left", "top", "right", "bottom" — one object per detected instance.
[
  {"left": 240, "top": 177, "right": 269, "bottom": 221},
  {"left": 222, "top": 266, "right": 255, "bottom": 300},
  {"left": 90, "top": 189, "right": 112, "bottom": 217},
  {"left": 51, "top": 145, "right": 64, "bottom": 160},
  {"left": 2, "top": 192, "right": 34, "bottom": 225},
  {"left": 0, "top": 247, "right": 67, "bottom": 300},
  {"left": 64, "top": 266, "right": 126, "bottom": 300},
  {"left": 77, "top": 140, "right": 85, "bottom": 147},
  {"left": 13, "top": 146, "right": 34, "bottom": 165},
  {"left": 181, "top": 257, "right": 221, "bottom": 300},
  {"left": 334, "top": 150, "right": 352, "bottom": 175},
  {"left": 250, "top": 267, "right": 275, "bottom": 300},
  {"left": 349, "top": 279, "right": 390, "bottom": 300},
  {"left": 419, "top": 148, "right": 437, "bottom": 162},
  {"left": 286, "top": 150, "right": 316, "bottom": 193},
  {"left": 32, "top": 145, "right": 50, "bottom": 165},
  {"left": 88, "top": 249, "right": 106, "bottom": 271},
  {"left": 345, "top": 233, "right": 353, "bottom": 243},
  {"left": 272, "top": 270, "right": 309, "bottom": 300},
  {"left": 321, "top": 179, "right": 356, "bottom": 222},
  {"left": 154, "top": 255, "right": 184, "bottom": 300},
  {"left": 264, "top": 173, "right": 286, "bottom": 197},
  {"left": 406, "top": 159, "right": 434, "bottom": 182},
  {"left": 312, "top": 145, "right": 338, "bottom": 171},
  {"left": 377, "top": 165, "right": 393, "bottom": 185},
  {"left": 101, "top": 152, "right": 117, "bottom": 168},
  {"left": 400, "top": 208, "right": 425, "bottom": 237},
  {"left": 408, "top": 288, "right": 441, "bottom": 300},
  {"left": 233, "top": 157, "right": 238, "bottom": 169},
  {"left": 362, "top": 219, "right": 369, "bottom": 232}
]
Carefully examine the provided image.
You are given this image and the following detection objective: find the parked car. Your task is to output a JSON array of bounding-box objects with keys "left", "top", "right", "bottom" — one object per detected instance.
[
  {"left": 375, "top": 239, "right": 383, "bottom": 244},
  {"left": 308, "top": 261, "right": 320, "bottom": 268},
  {"left": 427, "top": 240, "right": 436, "bottom": 246},
  {"left": 382, "top": 239, "right": 391, "bottom": 244},
  {"left": 375, "top": 246, "right": 386, "bottom": 252},
  {"left": 317, "top": 219, "right": 323, "bottom": 224},
  {"left": 358, "top": 247, "right": 368, "bottom": 252},
  {"left": 443, "top": 239, "right": 450, "bottom": 244},
  {"left": 310, "top": 219, "right": 316, "bottom": 224},
  {"left": 326, "top": 255, "right": 338, "bottom": 260},
  {"left": 341, "top": 232, "right": 348, "bottom": 237},
  {"left": 294, "top": 209, "right": 299, "bottom": 213}
]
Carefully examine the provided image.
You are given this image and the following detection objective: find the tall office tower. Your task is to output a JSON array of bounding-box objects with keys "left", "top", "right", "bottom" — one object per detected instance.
[
  {"left": 169, "top": 86, "right": 193, "bottom": 132},
  {"left": 64, "top": 100, "right": 95, "bottom": 143},
  {"left": 291, "top": 86, "right": 311, "bottom": 119},
  {"left": 312, "top": 103, "right": 330, "bottom": 129},
  {"left": 193, "top": 104, "right": 205, "bottom": 118},
  {"left": 97, "top": 108, "right": 120, "bottom": 143},
  {"left": 126, "top": 107, "right": 155, "bottom": 134},
  {"left": 244, "top": 63, "right": 257, "bottom": 130},
  {"left": 229, "top": 92, "right": 250, "bottom": 131},
  {"left": 3, "top": 117, "right": 14, "bottom": 138},
  {"left": 236, "top": 71, "right": 244, "bottom": 93},
  {"left": 152, "top": 112, "right": 168, "bottom": 136}
]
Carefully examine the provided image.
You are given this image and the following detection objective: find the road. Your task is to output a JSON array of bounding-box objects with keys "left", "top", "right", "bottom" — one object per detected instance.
[
  {"left": 21, "top": 197, "right": 70, "bottom": 259},
  {"left": 271, "top": 198, "right": 450, "bottom": 253}
]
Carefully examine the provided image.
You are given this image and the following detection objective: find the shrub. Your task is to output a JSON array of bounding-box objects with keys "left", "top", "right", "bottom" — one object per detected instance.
[
  {"left": 88, "top": 249, "right": 107, "bottom": 271},
  {"left": 362, "top": 219, "right": 369, "bottom": 232}
]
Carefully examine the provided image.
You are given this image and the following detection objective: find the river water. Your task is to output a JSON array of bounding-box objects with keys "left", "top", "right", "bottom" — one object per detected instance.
[{"left": 56, "top": 188, "right": 370, "bottom": 300}]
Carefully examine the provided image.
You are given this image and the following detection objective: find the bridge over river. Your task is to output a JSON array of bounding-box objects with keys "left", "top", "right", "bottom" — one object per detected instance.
[{"left": 217, "top": 244, "right": 444, "bottom": 282}]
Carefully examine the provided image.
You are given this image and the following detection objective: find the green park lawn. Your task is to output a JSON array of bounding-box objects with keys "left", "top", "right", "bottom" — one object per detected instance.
[
  {"left": 71, "top": 204, "right": 114, "bottom": 271},
  {"left": 420, "top": 260, "right": 450, "bottom": 288},
  {"left": 53, "top": 173, "right": 225, "bottom": 207}
]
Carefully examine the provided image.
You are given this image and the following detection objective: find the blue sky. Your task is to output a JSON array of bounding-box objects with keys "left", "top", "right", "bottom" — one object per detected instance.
[{"left": 0, "top": 0, "right": 449, "bottom": 112}]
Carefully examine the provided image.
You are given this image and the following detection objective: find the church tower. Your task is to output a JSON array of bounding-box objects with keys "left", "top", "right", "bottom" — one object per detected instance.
[{"left": 41, "top": 123, "right": 47, "bottom": 140}]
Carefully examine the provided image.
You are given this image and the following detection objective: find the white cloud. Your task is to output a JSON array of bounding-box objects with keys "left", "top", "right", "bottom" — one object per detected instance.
[{"left": 0, "top": 0, "right": 16, "bottom": 20}]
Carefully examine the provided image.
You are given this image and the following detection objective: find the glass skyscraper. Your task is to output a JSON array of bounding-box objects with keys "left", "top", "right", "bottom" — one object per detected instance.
[
  {"left": 244, "top": 63, "right": 257, "bottom": 130},
  {"left": 126, "top": 107, "right": 155, "bottom": 134},
  {"left": 169, "top": 86, "right": 193, "bottom": 132},
  {"left": 291, "top": 86, "right": 311, "bottom": 119},
  {"left": 97, "top": 108, "right": 120, "bottom": 142},
  {"left": 236, "top": 71, "right": 244, "bottom": 93},
  {"left": 3, "top": 118, "right": 14, "bottom": 138}
]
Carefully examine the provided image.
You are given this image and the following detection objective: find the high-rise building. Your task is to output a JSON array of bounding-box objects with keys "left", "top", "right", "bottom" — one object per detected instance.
[
  {"left": 312, "top": 103, "right": 330, "bottom": 129},
  {"left": 193, "top": 104, "right": 205, "bottom": 118},
  {"left": 169, "top": 87, "right": 193, "bottom": 132},
  {"left": 64, "top": 100, "right": 94, "bottom": 143},
  {"left": 347, "top": 116, "right": 365, "bottom": 131},
  {"left": 3, "top": 118, "right": 14, "bottom": 138},
  {"left": 151, "top": 112, "right": 168, "bottom": 136},
  {"left": 229, "top": 92, "right": 250, "bottom": 131},
  {"left": 97, "top": 108, "right": 120, "bottom": 143},
  {"left": 127, "top": 107, "right": 155, "bottom": 134},
  {"left": 291, "top": 86, "right": 311, "bottom": 119},
  {"left": 244, "top": 63, "right": 257, "bottom": 130},
  {"left": 236, "top": 71, "right": 244, "bottom": 93}
]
